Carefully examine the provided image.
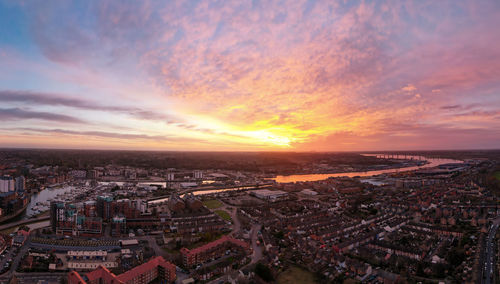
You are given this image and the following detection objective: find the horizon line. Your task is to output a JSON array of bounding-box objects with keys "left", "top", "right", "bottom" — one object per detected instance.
[{"left": 1, "top": 146, "right": 499, "bottom": 154}]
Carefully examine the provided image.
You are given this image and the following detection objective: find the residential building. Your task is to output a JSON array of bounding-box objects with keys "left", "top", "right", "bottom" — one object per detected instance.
[
  {"left": 68, "top": 256, "right": 176, "bottom": 284},
  {"left": 180, "top": 235, "right": 250, "bottom": 267}
]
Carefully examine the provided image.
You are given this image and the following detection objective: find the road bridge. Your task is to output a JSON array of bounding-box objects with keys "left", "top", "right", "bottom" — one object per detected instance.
[{"left": 0, "top": 216, "right": 49, "bottom": 232}]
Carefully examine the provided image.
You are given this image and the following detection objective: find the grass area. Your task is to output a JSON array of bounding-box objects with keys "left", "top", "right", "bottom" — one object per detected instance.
[
  {"left": 185, "top": 232, "right": 227, "bottom": 249},
  {"left": 494, "top": 171, "right": 500, "bottom": 181},
  {"left": 277, "top": 266, "right": 317, "bottom": 284},
  {"left": 215, "top": 210, "right": 231, "bottom": 221},
  {"left": 203, "top": 199, "right": 223, "bottom": 209}
]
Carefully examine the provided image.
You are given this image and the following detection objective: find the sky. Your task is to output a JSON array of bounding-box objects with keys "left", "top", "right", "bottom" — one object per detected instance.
[{"left": 0, "top": 0, "right": 499, "bottom": 151}]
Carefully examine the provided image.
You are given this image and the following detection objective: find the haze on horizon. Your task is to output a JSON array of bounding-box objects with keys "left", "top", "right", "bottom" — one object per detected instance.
[{"left": 0, "top": 1, "right": 499, "bottom": 151}]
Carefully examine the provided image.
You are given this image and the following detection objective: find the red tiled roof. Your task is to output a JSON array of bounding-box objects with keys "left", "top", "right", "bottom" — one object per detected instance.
[
  {"left": 17, "top": 230, "right": 30, "bottom": 237},
  {"left": 86, "top": 266, "right": 123, "bottom": 283},
  {"left": 182, "top": 235, "right": 249, "bottom": 256},
  {"left": 68, "top": 257, "right": 175, "bottom": 284},
  {"left": 68, "top": 271, "right": 87, "bottom": 284},
  {"left": 117, "top": 256, "right": 175, "bottom": 283}
]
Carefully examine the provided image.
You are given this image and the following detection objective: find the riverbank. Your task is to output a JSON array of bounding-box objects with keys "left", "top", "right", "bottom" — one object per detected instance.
[
  {"left": 272, "top": 155, "right": 462, "bottom": 183},
  {"left": 0, "top": 202, "right": 29, "bottom": 225}
]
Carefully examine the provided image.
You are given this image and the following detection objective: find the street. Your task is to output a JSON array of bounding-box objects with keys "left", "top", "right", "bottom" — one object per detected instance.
[
  {"left": 136, "top": 235, "right": 169, "bottom": 259},
  {"left": 249, "top": 223, "right": 262, "bottom": 264},
  {"left": 481, "top": 216, "right": 500, "bottom": 284}
]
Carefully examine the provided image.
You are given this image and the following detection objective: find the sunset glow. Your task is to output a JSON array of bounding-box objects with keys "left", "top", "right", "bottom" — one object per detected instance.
[{"left": 1, "top": 1, "right": 499, "bottom": 151}]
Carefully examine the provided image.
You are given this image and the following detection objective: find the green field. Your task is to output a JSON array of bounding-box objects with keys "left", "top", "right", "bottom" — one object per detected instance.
[
  {"left": 215, "top": 210, "right": 231, "bottom": 221},
  {"left": 203, "top": 199, "right": 223, "bottom": 209},
  {"left": 494, "top": 171, "right": 500, "bottom": 181},
  {"left": 277, "top": 266, "right": 317, "bottom": 284}
]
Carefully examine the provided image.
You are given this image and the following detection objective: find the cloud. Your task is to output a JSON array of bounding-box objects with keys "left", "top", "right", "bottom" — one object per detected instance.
[
  {"left": 3, "top": 0, "right": 500, "bottom": 150},
  {"left": 6, "top": 127, "right": 204, "bottom": 142},
  {"left": 297, "top": 122, "right": 500, "bottom": 151},
  {"left": 402, "top": 84, "right": 417, "bottom": 92},
  {"left": 440, "top": 105, "right": 461, "bottom": 110},
  {"left": 0, "top": 108, "right": 84, "bottom": 123},
  {"left": 440, "top": 103, "right": 482, "bottom": 111},
  {"left": 0, "top": 90, "right": 179, "bottom": 123}
]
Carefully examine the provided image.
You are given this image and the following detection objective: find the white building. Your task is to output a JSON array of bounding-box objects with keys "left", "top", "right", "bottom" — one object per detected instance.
[
  {"left": 250, "top": 189, "right": 288, "bottom": 202},
  {"left": 193, "top": 170, "right": 203, "bottom": 179},
  {"left": 166, "top": 172, "right": 175, "bottom": 181},
  {"left": 300, "top": 189, "right": 318, "bottom": 196},
  {"left": 0, "top": 176, "right": 15, "bottom": 192}
]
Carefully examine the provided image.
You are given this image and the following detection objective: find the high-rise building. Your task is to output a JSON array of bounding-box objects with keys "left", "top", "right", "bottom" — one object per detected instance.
[
  {"left": 0, "top": 176, "right": 15, "bottom": 192},
  {"left": 15, "top": 176, "right": 25, "bottom": 192},
  {"left": 193, "top": 170, "right": 203, "bottom": 179},
  {"left": 87, "top": 170, "right": 98, "bottom": 180},
  {"left": 84, "top": 201, "right": 97, "bottom": 217},
  {"left": 96, "top": 195, "right": 113, "bottom": 221},
  {"left": 111, "top": 215, "right": 127, "bottom": 236},
  {"left": 166, "top": 172, "right": 175, "bottom": 181},
  {"left": 50, "top": 201, "right": 103, "bottom": 236},
  {"left": 111, "top": 199, "right": 140, "bottom": 219},
  {"left": 50, "top": 201, "right": 66, "bottom": 232}
]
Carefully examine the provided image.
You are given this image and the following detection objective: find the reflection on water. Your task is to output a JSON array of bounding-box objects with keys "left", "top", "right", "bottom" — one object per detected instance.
[
  {"left": 26, "top": 155, "right": 462, "bottom": 210},
  {"left": 272, "top": 155, "right": 462, "bottom": 183},
  {"left": 148, "top": 155, "right": 461, "bottom": 204},
  {"left": 99, "top": 181, "right": 167, "bottom": 187},
  {"left": 23, "top": 186, "right": 74, "bottom": 219}
]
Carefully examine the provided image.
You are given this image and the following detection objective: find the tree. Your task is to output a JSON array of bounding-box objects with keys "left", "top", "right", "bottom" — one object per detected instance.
[{"left": 254, "top": 263, "right": 274, "bottom": 282}]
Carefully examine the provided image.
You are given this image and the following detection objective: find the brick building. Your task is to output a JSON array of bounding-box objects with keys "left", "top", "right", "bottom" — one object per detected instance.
[
  {"left": 68, "top": 256, "right": 176, "bottom": 284},
  {"left": 180, "top": 235, "right": 251, "bottom": 268}
]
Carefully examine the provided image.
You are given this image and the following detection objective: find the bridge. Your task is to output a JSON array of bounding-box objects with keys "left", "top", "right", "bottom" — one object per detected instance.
[
  {"left": 0, "top": 216, "right": 50, "bottom": 232},
  {"left": 373, "top": 153, "right": 426, "bottom": 160}
]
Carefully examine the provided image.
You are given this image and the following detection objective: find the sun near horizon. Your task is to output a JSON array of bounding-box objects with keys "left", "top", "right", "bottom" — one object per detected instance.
[{"left": 1, "top": 1, "right": 500, "bottom": 151}]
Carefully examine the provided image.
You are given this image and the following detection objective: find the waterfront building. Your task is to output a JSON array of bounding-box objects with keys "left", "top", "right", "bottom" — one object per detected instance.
[
  {"left": 15, "top": 176, "right": 25, "bottom": 191},
  {"left": 50, "top": 201, "right": 103, "bottom": 237},
  {"left": 97, "top": 195, "right": 113, "bottom": 221},
  {"left": 111, "top": 216, "right": 127, "bottom": 236},
  {"left": 0, "top": 176, "right": 15, "bottom": 192}
]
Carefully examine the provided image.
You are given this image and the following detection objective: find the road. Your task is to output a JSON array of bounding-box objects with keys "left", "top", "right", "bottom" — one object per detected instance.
[
  {"left": 0, "top": 216, "right": 50, "bottom": 232},
  {"left": 0, "top": 237, "right": 45, "bottom": 283},
  {"left": 217, "top": 198, "right": 261, "bottom": 264},
  {"left": 136, "top": 235, "right": 169, "bottom": 259},
  {"left": 481, "top": 216, "right": 500, "bottom": 284},
  {"left": 249, "top": 224, "right": 262, "bottom": 264},
  {"left": 0, "top": 247, "right": 16, "bottom": 277},
  {"left": 222, "top": 205, "right": 241, "bottom": 236},
  {"left": 0, "top": 272, "right": 67, "bottom": 283}
]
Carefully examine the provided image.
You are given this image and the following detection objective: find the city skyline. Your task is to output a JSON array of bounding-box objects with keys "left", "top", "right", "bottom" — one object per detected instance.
[{"left": 1, "top": 1, "right": 500, "bottom": 151}]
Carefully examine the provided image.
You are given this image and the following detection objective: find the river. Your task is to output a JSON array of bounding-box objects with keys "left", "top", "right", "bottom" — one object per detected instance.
[
  {"left": 24, "top": 155, "right": 462, "bottom": 210},
  {"left": 271, "top": 154, "right": 462, "bottom": 183}
]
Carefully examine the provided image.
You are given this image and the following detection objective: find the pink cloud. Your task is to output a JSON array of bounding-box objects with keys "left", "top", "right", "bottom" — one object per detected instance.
[{"left": 4, "top": 0, "right": 500, "bottom": 150}]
